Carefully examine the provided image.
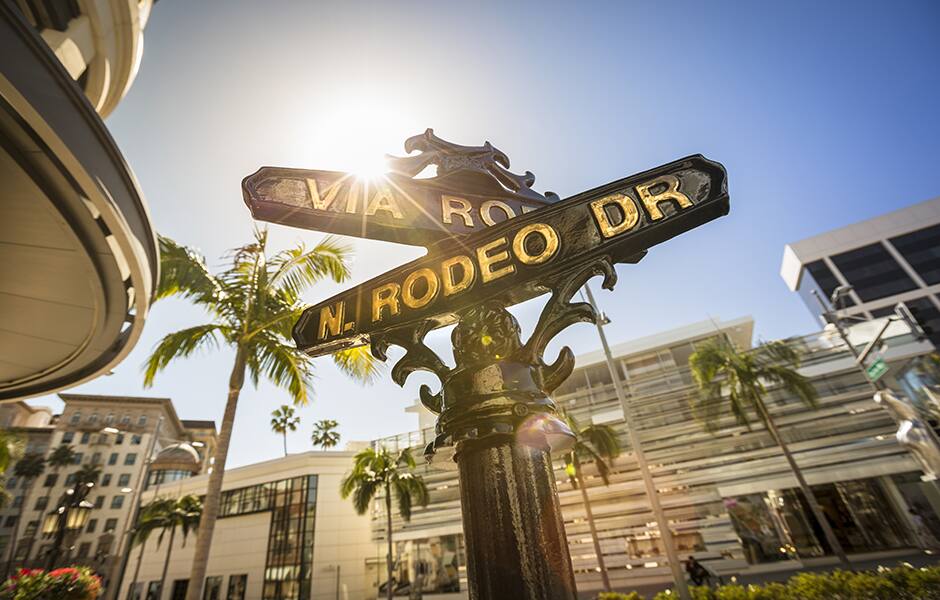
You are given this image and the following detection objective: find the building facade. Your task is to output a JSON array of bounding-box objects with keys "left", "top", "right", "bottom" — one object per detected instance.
[
  {"left": 0, "top": 2, "right": 158, "bottom": 400},
  {"left": 0, "top": 394, "right": 216, "bottom": 590},
  {"left": 780, "top": 196, "right": 940, "bottom": 340},
  {"left": 367, "top": 317, "right": 940, "bottom": 598},
  {"left": 125, "top": 452, "right": 373, "bottom": 600}
]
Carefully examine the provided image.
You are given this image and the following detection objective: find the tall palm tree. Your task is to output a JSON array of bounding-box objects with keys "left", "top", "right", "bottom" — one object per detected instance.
[
  {"left": 688, "top": 337, "right": 849, "bottom": 565},
  {"left": 561, "top": 413, "right": 620, "bottom": 593},
  {"left": 144, "top": 230, "right": 378, "bottom": 600},
  {"left": 3, "top": 453, "right": 44, "bottom": 575},
  {"left": 311, "top": 419, "right": 340, "bottom": 450},
  {"left": 270, "top": 405, "right": 300, "bottom": 457},
  {"left": 128, "top": 497, "right": 176, "bottom": 600},
  {"left": 20, "top": 445, "right": 74, "bottom": 567},
  {"left": 154, "top": 495, "right": 202, "bottom": 600},
  {"left": 73, "top": 463, "right": 102, "bottom": 487},
  {"left": 341, "top": 447, "right": 428, "bottom": 600}
]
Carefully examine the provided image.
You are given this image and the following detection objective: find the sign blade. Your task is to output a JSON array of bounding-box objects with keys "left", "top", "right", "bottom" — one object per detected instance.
[{"left": 293, "top": 154, "right": 729, "bottom": 357}]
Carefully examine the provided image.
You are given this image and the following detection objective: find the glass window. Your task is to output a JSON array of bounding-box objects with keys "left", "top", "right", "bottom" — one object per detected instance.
[
  {"left": 104, "top": 518, "right": 118, "bottom": 533},
  {"left": 86, "top": 518, "right": 97, "bottom": 534},
  {"left": 91, "top": 452, "right": 101, "bottom": 465},
  {"left": 119, "top": 474, "right": 131, "bottom": 487},
  {"left": 170, "top": 580, "right": 188, "bottom": 600},
  {"left": 203, "top": 576, "right": 223, "bottom": 600},
  {"left": 94, "top": 496, "right": 104, "bottom": 509},
  {"left": 62, "top": 432, "right": 74, "bottom": 444},
  {"left": 80, "top": 432, "right": 91, "bottom": 444},
  {"left": 830, "top": 243, "right": 918, "bottom": 302},
  {"left": 131, "top": 434, "right": 142, "bottom": 445},
  {"left": 105, "top": 413, "right": 115, "bottom": 425},
  {"left": 890, "top": 224, "right": 940, "bottom": 285},
  {"left": 109, "top": 453, "right": 119, "bottom": 465},
  {"left": 800, "top": 260, "right": 853, "bottom": 307},
  {"left": 127, "top": 582, "right": 144, "bottom": 600},
  {"left": 120, "top": 415, "right": 131, "bottom": 426},
  {"left": 34, "top": 497, "right": 48, "bottom": 510},
  {"left": 3, "top": 516, "right": 16, "bottom": 527},
  {"left": 226, "top": 575, "right": 247, "bottom": 600},
  {"left": 116, "top": 433, "right": 125, "bottom": 445},
  {"left": 102, "top": 474, "right": 112, "bottom": 487},
  {"left": 65, "top": 474, "right": 77, "bottom": 485},
  {"left": 69, "top": 412, "right": 81, "bottom": 425},
  {"left": 43, "top": 474, "right": 57, "bottom": 487},
  {"left": 23, "top": 521, "right": 37, "bottom": 537},
  {"left": 88, "top": 413, "right": 99, "bottom": 425},
  {"left": 146, "top": 582, "right": 161, "bottom": 600},
  {"left": 138, "top": 416, "right": 148, "bottom": 427},
  {"left": 111, "top": 496, "right": 124, "bottom": 509},
  {"left": 4, "top": 477, "right": 15, "bottom": 490},
  {"left": 125, "top": 453, "right": 137, "bottom": 466},
  {"left": 77, "top": 542, "right": 91, "bottom": 558},
  {"left": 71, "top": 452, "right": 82, "bottom": 465}
]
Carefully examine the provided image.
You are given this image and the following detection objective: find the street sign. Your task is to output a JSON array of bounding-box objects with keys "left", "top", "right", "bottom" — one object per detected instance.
[
  {"left": 291, "top": 154, "right": 728, "bottom": 357},
  {"left": 242, "top": 130, "right": 557, "bottom": 247},
  {"left": 866, "top": 358, "right": 889, "bottom": 382}
]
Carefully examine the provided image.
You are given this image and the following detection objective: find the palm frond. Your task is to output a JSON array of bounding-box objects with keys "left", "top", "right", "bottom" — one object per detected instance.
[
  {"left": 331, "top": 346, "right": 381, "bottom": 384},
  {"left": 155, "top": 235, "right": 222, "bottom": 303},
  {"left": 268, "top": 237, "right": 351, "bottom": 300},
  {"left": 250, "top": 333, "right": 314, "bottom": 405},
  {"left": 143, "top": 324, "right": 224, "bottom": 387}
]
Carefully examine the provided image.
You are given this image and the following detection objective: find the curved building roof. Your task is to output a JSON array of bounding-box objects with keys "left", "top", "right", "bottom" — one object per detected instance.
[
  {"left": 153, "top": 442, "right": 202, "bottom": 473},
  {"left": 0, "top": 6, "right": 157, "bottom": 400}
]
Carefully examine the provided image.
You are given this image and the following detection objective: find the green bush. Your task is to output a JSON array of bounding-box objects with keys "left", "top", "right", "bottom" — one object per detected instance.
[{"left": 608, "top": 563, "right": 940, "bottom": 600}]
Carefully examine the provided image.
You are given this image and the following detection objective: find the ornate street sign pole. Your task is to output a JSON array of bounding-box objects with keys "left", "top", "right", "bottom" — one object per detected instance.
[{"left": 244, "top": 130, "right": 729, "bottom": 599}]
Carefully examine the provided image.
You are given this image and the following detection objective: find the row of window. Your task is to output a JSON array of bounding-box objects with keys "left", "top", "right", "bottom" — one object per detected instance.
[
  {"left": 128, "top": 574, "right": 247, "bottom": 600},
  {"left": 62, "top": 430, "right": 143, "bottom": 446},
  {"left": 6, "top": 471, "right": 134, "bottom": 493},
  {"left": 1, "top": 514, "right": 119, "bottom": 535},
  {"left": 5, "top": 492, "right": 128, "bottom": 512},
  {"left": 68, "top": 411, "right": 149, "bottom": 428}
]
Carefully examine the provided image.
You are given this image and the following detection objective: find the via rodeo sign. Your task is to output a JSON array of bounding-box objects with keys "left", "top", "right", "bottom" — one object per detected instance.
[{"left": 242, "top": 130, "right": 729, "bottom": 356}]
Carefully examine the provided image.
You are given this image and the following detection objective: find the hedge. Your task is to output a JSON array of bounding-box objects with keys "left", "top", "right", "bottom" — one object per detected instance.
[{"left": 596, "top": 563, "right": 940, "bottom": 600}]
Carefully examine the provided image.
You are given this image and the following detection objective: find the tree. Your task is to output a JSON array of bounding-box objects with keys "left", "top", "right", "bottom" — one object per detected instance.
[
  {"left": 3, "top": 453, "right": 44, "bottom": 575},
  {"left": 688, "top": 337, "right": 849, "bottom": 565},
  {"left": 561, "top": 412, "right": 620, "bottom": 593},
  {"left": 22, "top": 445, "right": 74, "bottom": 566},
  {"left": 0, "top": 430, "right": 24, "bottom": 509},
  {"left": 144, "top": 229, "right": 378, "bottom": 600},
  {"left": 270, "top": 405, "right": 300, "bottom": 457},
  {"left": 155, "top": 495, "right": 202, "bottom": 598},
  {"left": 128, "top": 497, "right": 176, "bottom": 599},
  {"left": 73, "top": 463, "right": 102, "bottom": 487},
  {"left": 341, "top": 447, "right": 428, "bottom": 600},
  {"left": 311, "top": 419, "right": 340, "bottom": 450}
]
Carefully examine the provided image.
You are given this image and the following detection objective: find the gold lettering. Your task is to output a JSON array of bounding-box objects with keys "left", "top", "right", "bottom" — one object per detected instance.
[
  {"left": 590, "top": 193, "right": 640, "bottom": 238},
  {"left": 480, "top": 200, "right": 516, "bottom": 226},
  {"left": 317, "top": 302, "right": 344, "bottom": 340},
  {"left": 635, "top": 175, "right": 692, "bottom": 221},
  {"left": 372, "top": 283, "right": 401, "bottom": 322},
  {"left": 441, "top": 255, "right": 475, "bottom": 296},
  {"left": 306, "top": 178, "right": 345, "bottom": 211},
  {"left": 512, "top": 223, "right": 560, "bottom": 265},
  {"left": 477, "top": 237, "right": 515, "bottom": 283},
  {"left": 344, "top": 180, "right": 361, "bottom": 214},
  {"left": 442, "top": 196, "right": 474, "bottom": 227},
  {"left": 402, "top": 268, "right": 440, "bottom": 309},
  {"left": 365, "top": 186, "right": 404, "bottom": 219}
]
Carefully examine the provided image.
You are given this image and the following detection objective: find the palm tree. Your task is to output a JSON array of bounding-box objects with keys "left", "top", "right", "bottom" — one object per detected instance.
[
  {"left": 0, "top": 430, "right": 24, "bottom": 509},
  {"left": 311, "top": 420, "right": 340, "bottom": 450},
  {"left": 128, "top": 497, "right": 176, "bottom": 599},
  {"left": 270, "top": 405, "right": 300, "bottom": 456},
  {"left": 341, "top": 447, "right": 428, "bottom": 600},
  {"left": 144, "top": 230, "right": 378, "bottom": 600},
  {"left": 73, "top": 463, "right": 102, "bottom": 487},
  {"left": 561, "top": 412, "right": 620, "bottom": 593},
  {"left": 155, "top": 495, "right": 202, "bottom": 599},
  {"left": 3, "top": 453, "right": 44, "bottom": 575},
  {"left": 688, "top": 337, "right": 849, "bottom": 566},
  {"left": 19, "top": 445, "right": 74, "bottom": 567}
]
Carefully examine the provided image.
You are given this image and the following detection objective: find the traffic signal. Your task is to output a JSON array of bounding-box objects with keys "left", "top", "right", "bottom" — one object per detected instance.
[{"left": 895, "top": 301, "right": 939, "bottom": 349}]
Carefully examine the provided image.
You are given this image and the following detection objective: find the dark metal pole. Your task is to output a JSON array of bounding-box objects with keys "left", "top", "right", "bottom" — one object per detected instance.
[{"left": 811, "top": 289, "right": 886, "bottom": 392}]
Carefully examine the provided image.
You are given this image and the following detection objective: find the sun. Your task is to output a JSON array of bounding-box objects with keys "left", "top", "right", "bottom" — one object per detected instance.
[{"left": 349, "top": 152, "right": 390, "bottom": 181}]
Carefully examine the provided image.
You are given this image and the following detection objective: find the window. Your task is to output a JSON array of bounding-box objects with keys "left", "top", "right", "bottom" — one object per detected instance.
[
  {"left": 86, "top": 518, "right": 97, "bottom": 534},
  {"left": 5, "top": 477, "right": 16, "bottom": 490},
  {"left": 61, "top": 432, "right": 74, "bottom": 444},
  {"left": 131, "top": 434, "right": 142, "bottom": 445},
  {"left": 102, "top": 474, "right": 112, "bottom": 487},
  {"left": 104, "top": 518, "right": 118, "bottom": 533},
  {"left": 95, "top": 536, "right": 111, "bottom": 558},
  {"left": 105, "top": 413, "right": 115, "bottom": 425},
  {"left": 94, "top": 496, "right": 104, "bottom": 509},
  {"left": 23, "top": 521, "right": 37, "bottom": 537},
  {"left": 138, "top": 416, "right": 148, "bottom": 427},
  {"left": 203, "top": 577, "right": 223, "bottom": 600},
  {"left": 116, "top": 433, "right": 125, "bottom": 445},
  {"left": 830, "top": 242, "right": 918, "bottom": 302},
  {"left": 226, "top": 575, "right": 247, "bottom": 600},
  {"left": 88, "top": 413, "right": 99, "bottom": 425},
  {"left": 109, "top": 453, "right": 118, "bottom": 465},
  {"left": 111, "top": 496, "right": 124, "bottom": 509},
  {"left": 43, "top": 474, "right": 58, "bottom": 487},
  {"left": 34, "top": 497, "right": 48, "bottom": 511},
  {"left": 69, "top": 412, "right": 81, "bottom": 425},
  {"left": 65, "top": 474, "right": 77, "bottom": 485},
  {"left": 118, "top": 474, "right": 131, "bottom": 487},
  {"left": 125, "top": 453, "right": 137, "bottom": 466},
  {"left": 77, "top": 542, "right": 91, "bottom": 558},
  {"left": 120, "top": 415, "right": 131, "bottom": 426},
  {"left": 801, "top": 259, "right": 851, "bottom": 305},
  {"left": 91, "top": 452, "right": 101, "bottom": 465},
  {"left": 71, "top": 452, "right": 82, "bottom": 465},
  {"left": 146, "top": 582, "right": 161, "bottom": 600},
  {"left": 3, "top": 516, "right": 15, "bottom": 528},
  {"left": 890, "top": 224, "right": 940, "bottom": 285},
  {"left": 170, "top": 580, "right": 188, "bottom": 600},
  {"left": 127, "top": 582, "right": 143, "bottom": 600},
  {"left": 80, "top": 432, "right": 91, "bottom": 444},
  {"left": 11, "top": 496, "right": 21, "bottom": 508}
]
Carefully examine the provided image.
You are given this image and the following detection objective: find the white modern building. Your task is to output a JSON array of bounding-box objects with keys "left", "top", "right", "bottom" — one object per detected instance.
[
  {"left": 780, "top": 196, "right": 940, "bottom": 338},
  {"left": 0, "top": 1, "right": 158, "bottom": 400},
  {"left": 125, "top": 452, "right": 373, "bottom": 600}
]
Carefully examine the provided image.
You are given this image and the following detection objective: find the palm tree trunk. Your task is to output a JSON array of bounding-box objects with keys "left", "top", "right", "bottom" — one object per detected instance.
[
  {"left": 756, "top": 399, "right": 849, "bottom": 565},
  {"left": 385, "top": 483, "right": 394, "bottom": 600},
  {"left": 159, "top": 527, "right": 176, "bottom": 600},
  {"left": 129, "top": 542, "right": 146, "bottom": 600},
  {"left": 574, "top": 456, "right": 611, "bottom": 592},
  {"left": 283, "top": 432, "right": 288, "bottom": 457},
  {"left": 184, "top": 347, "right": 246, "bottom": 600}
]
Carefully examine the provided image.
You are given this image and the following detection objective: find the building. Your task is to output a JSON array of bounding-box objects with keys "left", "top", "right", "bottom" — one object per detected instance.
[
  {"left": 124, "top": 452, "right": 373, "bottom": 600},
  {"left": 780, "top": 196, "right": 940, "bottom": 339},
  {"left": 0, "top": 394, "right": 216, "bottom": 589},
  {"left": 368, "top": 316, "right": 939, "bottom": 598},
  {"left": 0, "top": 2, "right": 158, "bottom": 400}
]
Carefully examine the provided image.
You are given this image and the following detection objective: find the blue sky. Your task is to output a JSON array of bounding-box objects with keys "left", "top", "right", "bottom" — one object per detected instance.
[{"left": 31, "top": 0, "right": 940, "bottom": 467}]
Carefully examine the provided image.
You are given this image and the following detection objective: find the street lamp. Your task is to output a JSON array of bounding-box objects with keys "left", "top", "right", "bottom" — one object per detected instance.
[{"left": 44, "top": 482, "right": 95, "bottom": 570}]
